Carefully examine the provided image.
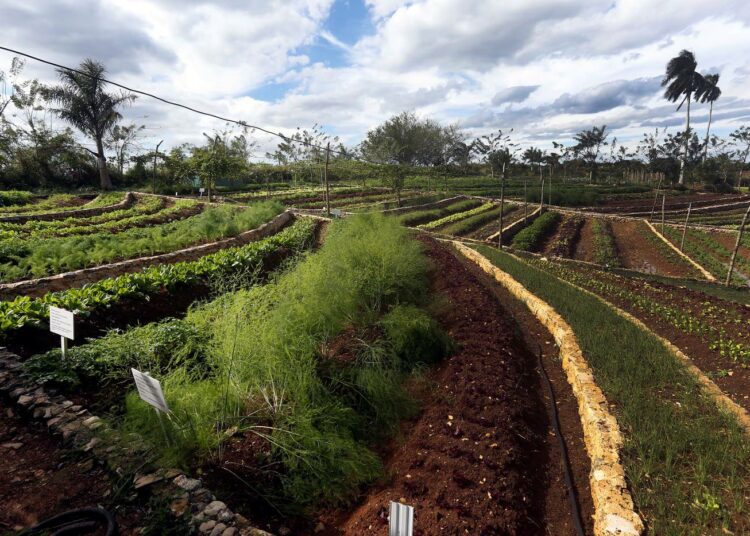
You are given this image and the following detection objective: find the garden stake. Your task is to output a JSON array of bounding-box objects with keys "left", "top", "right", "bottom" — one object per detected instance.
[
  {"left": 661, "top": 194, "right": 666, "bottom": 234},
  {"left": 650, "top": 175, "right": 663, "bottom": 221},
  {"left": 726, "top": 204, "right": 750, "bottom": 286},
  {"left": 680, "top": 202, "right": 692, "bottom": 252},
  {"left": 324, "top": 142, "right": 331, "bottom": 217}
]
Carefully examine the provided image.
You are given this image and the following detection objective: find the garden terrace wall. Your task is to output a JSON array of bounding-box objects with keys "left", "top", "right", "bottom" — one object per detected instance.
[
  {"left": 453, "top": 242, "right": 644, "bottom": 536},
  {"left": 0, "top": 348, "right": 273, "bottom": 536},
  {"left": 0, "top": 210, "right": 294, "bottom": 300},
  {"left": 0, "top": 192, "right": 136, "bottom": 223}
]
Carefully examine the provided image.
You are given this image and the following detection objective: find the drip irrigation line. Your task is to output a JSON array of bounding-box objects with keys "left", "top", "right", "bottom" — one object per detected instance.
[
  {"left": 536, "top": 343, "right": 586, "bottom": 536},
  {"left": 0, "top": 45, "right": 393, "bottom": 168},
  {"left": 20, "top": 507, "right": 118, "bottom": 536}
]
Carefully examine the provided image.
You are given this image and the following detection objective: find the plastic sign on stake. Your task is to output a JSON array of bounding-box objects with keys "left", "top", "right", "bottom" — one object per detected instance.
[
  {"left": 331, "top": 208, "right": 343, "bottom": 218},
  {"left": 131, "top": 368, "right": 170, "bottom": 414},
  {"left": 389, "top": 501, "right": 414, "bottom": 536},
  {"left": 199, "top": 187, "right": 205, "bottom": 197},
  {"left": 49, "top": 306, "right": 74, "bottom": 358}
]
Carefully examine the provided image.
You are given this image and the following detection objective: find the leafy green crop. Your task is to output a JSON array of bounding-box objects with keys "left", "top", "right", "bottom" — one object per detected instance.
[{"left": 511, "top": 211, "right": 561, "bottom": 251}]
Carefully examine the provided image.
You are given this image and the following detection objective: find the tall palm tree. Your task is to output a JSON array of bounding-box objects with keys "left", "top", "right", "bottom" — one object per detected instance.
[
  {"left": 47, "top": 59, "right": 135, "bottom": 189},
  {"left": 661, "top": 50, "right": 704, "bottom": 185},
  {"left": 696, "top": 73, "right": 721, "bottom": 162}
]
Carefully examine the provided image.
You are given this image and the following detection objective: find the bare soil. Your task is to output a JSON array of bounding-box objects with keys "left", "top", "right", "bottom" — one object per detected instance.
[
  {"left": 541, "top": 215, "right": 584, "bottom": 259},
  {"left": 573, "top": 218, "right": 595, "bottom": 263},
  {"left": 609, "top": 219, "right": 695, "bottom": 277},
  {"left": 0, "top": 400, "right": 144, "bottom": 534},
  {"left": 594, "top": 193, "right": 750, "bottom": 213}
]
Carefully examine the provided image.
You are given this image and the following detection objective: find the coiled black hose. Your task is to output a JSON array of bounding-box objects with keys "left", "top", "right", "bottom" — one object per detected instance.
[{"left": 20, "top": 507, "right": 118, "bottom": 536}]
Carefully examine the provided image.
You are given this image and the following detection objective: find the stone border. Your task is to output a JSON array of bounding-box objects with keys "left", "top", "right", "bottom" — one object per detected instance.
[
  {"left": 0, "top": 348, "right": 273, "bottom": 536},
  {"left": 453, "top": 243, "right": 644, "bottom": 536},
  {"left": 643, "top": 219, "right": 716, "bottom": 281},
  {"left": 0, "top": 192, "right": 136, "bottom": 223},
  {"left": 0, "top": 211, "right": 294, "bottom": 299}
]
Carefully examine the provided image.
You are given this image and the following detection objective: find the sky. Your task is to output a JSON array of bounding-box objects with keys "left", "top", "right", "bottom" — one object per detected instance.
[{"left": 2, "top": 0, "right": 750, "bottom": 158}]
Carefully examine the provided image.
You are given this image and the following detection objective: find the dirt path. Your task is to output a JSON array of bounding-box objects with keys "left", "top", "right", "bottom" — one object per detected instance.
[
  {"left": 573, "top": 218, "right": 595, "bottom": 263},
  {"left": 0, "top": 400, "right": 143, "bottom": 533},
  {"left": 333, "top": 237, "right": 589, "bottom": 535},
  {"left": 610, "top": 219, "right": 695, "bottom": 277}
]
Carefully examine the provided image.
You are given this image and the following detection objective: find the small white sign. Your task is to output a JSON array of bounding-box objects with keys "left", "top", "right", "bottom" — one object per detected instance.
[
  {"left": 389, "top": 501, "right": 414, "bottom": 536},
  {"left": 131, "top": 368, "right": 170, "bottom": 413},
  {"left": 331, "top": 208, "right": 343, "bottom": 218},
  {"left": 199, "top": 188, "right": 205, "bottom": 195},
  {"left": 49, "top": 306, "right": 75, "bottom": 340}
]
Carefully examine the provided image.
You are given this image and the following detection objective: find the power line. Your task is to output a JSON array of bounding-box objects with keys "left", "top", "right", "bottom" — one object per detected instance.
[{"left": 0, "top": 45, "right": 387, "bottom": 165}]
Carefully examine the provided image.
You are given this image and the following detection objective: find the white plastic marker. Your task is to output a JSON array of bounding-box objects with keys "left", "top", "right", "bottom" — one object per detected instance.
[
  {"left": 199, "top": 187, "right": 205, "bottom": 197},
  {"left": 131, "top": 368, "right": 171, "bottom": 443},
  {"left": 389, "top": 501, "right": 414, "bottom": 536},
  {"left": 49, "top": 306, "right": 75, "bottom": 358},
  {"left": 331, "top": 208, "right": 343, "bottom": 218}
]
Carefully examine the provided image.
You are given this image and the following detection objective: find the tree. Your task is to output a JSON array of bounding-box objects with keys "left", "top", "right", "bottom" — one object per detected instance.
[
  {"left": 661, "top": 50, "right": 704, "bottom": 185},
  {"left": 106, "top": 123, "right": 144, "bottom": 175},
  {"left": 190, "top": 132, "right": 248, "bottom": 201},
  {"left": 695, "top": 73, "right": 721, "bottom": 162},
  {"left": 730, "top": 126, "right": 750, "bottom": 189},
  {"left": 47, "top": 59, "right": 136, "bottom": 190},
  {"left": 472, "top": 129, "right": 516, "bottom": 180},
  {"left": 573, "top": 125, "right": 608, "bottom": 182}
]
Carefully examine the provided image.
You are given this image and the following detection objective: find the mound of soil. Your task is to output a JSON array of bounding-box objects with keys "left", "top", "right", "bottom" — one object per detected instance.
[{"left": 610, "top": 219, "right": 696, "bottom": 277}]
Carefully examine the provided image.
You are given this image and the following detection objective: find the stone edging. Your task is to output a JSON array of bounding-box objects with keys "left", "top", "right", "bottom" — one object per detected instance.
[
  {"left": 0, "top": 192, "right": 136, "bottom": 223},
  {"left": 643, "top": 219, "right": 716, "bottom": 281},
  {"left": 453, "top": 242, "right": 644, "bottom": 536},
  {"left": 0, "top": 348, "right": 273, "bottom": 536},
  {"left": 0, "top": 210, "right": 294, "bottom": 299}
]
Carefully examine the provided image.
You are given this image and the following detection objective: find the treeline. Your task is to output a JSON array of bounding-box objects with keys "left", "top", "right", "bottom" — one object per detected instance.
[{"left": 1, "top": 54, "right": 749, "bottom": 193}]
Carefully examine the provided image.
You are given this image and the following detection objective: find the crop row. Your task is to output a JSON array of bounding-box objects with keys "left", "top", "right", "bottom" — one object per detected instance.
[
  {"left": 547, "top": 216, "right": 584, "bottom": 258},
  {"left": 663, "top": 227, "right": 749, "bottom": 284},
  {"left": 24, "top": 214, "right": 449, "bottom": 512},
  {"left": 0, "top": 201, "right": 283, "bottom": 283},
  {"left": 511, "top": 210, "right": 561, "bottom": 251},
  {"left": 0, "top": 193, "right": 88, "bottom": 215},
  {"left": 420, "top": 202, "right": 494, "bottom": 230},
  {"left": 0, "top": 217, "right": 317, "bottom": 334},
  {"left": 396, "top": 198, "right": 482, "bottom": 226},
  {"left": 591, "top": 219, "right": 620, "bottom": 266}
]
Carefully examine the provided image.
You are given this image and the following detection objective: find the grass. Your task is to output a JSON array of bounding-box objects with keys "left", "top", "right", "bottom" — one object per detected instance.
[
  {"left": 473, "top": 244, "right": 750, "bottom": 535},
  {"left": 37, "top": 214, "right": 451, "bottom": 512},
  {"left": 0, "top": 201, "right": 283, "bottom": 282},
  {"left": 510, "top": 210, "right": 561, "bottom": 251}
]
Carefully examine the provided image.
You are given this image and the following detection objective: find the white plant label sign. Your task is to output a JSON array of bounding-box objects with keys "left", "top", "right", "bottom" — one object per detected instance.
[
  {"left": 331, "top": 208, "right": 343, "bottom": 218},
  {"left": 131, "top": 368, "right": 170, "bottom": 413},
  {"left": 49, "top": 306, "right": 75, "bottom": 340},
  {"left": 389, "top": 501, "right": 414, "bottom": 536}
]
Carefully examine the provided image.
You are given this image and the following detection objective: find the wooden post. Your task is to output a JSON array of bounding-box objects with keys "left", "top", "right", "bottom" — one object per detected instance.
[
  {"left": 498, "top": 173, "right": 505, "bottom": 249},
  {"left": 540, "top": 176, "right": 545, "bottom": 212},
  {"left": 323, "top": 142, "right": 331, "bottom": 217},
  {"left": 661, "top": 194, "right": 666, "bottom": 234},
  {"left": 524, "top": 176, "right": 528, "bottom": 223},
  {"left": 152, "top": 140, "right": 163, "bottom": 194},
  {"left": 680, "top": 202, "right": 692, "bottom": 252},
  {"left": 650, "top": 175, "right": 663, "bottom": 221},
  {"left": 726, "top": 204, "right": 750, "bottom": 286}
]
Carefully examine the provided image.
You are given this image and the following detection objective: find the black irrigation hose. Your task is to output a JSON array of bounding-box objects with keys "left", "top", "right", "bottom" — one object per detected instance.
[
  {"left": 536, "top": 344, "right": 586, "bottom": 536},
  {"left": 20, "top": 507, "right": 118, "bottom": 536}
]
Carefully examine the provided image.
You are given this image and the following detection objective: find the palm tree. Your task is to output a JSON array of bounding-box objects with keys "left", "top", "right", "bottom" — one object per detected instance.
[
  {"left": 696, "top": 73, "right": 721, "bottom": 162},
  {"left": 47, "top": 59, "right": 135, "bottom": 189},
  {"left": 661, "top": 50, "right": 704, "bottom": 185}
]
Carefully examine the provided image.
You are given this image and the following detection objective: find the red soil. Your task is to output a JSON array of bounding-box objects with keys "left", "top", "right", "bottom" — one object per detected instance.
[
  {"left": 609, "top": 219, "right": 696, "bottom": 277},
  {"left": 573, "top": 218, "right": 595, "bottom": 263}
]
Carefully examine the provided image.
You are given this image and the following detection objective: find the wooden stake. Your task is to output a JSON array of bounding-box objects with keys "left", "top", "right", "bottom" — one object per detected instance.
[
  {"left": 650, "top": 175, "right": 663, "bottom": 221},
  {"left": 726, "top": 204, "right": 750, "bottom": 286},
  {"left": 323, "top": 142, "right": 331, "bottom": 217},
  {"left": 498, "top": 165, "right": 505, "bottom": 249},
  {"left": 152, "top": 140, "right": 163, "bottom": 195},
  {"left": 524, "top": 177, "right": 528, "bottom": 223},
  {"left": 680, "top": 202, "right": 692, "bottom": 252},
  {"left": 661, "top": 194, "right": 666, "bottom": 234}
]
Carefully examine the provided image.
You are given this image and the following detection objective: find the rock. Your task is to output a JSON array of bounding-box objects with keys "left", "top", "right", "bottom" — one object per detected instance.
[
  {"left": 1, "top": 442, "right": 22, "bottom": 450},
  {"left": 222, "top": 528, "right": 238, "bottom": 536},
  {"left": 17, "top": 394, "right": 34, "bottom": 407},
  {"left": 134, "top": 473, "right": 164, "bottom": 489},
  {"left": 174, "top": 475, "right": 202, "bottom": 491},
  {"left": 234, "top": 514, "right": 249, "bottom": 528},
  {"left": 245, "top": 529, "right": 274, "bottom": 536},
  {"left": 218, "top": 510, "right": 234, "bottom": 523},
  {"left": 209, "top": 524, "right": 227, "bottom": 536},
  {"left": 170, "top": 497, "right": 189, "bottom": 516},
  {"left": 199, "top": 520, "right": 216, "bottom": 533},
  {"left": 278, "top": 527, "right": 291, "bottom": 536},
  {"left": 4, "top": 408, "right": 13, "bottom": 418},
  {"left": 204, "top": 500, "right": 227, "bottom": 517},
  {"left": 315, "top": 522, "right": 326, "bottom": 533},
  {"left": 83, "top": 437, "right": 100, "bottom": 452}
]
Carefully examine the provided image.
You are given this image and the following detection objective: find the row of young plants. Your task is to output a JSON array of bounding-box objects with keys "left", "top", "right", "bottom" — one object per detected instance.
[
  {"left": 26, "top": 214, "right": 451, "bottom": 513},
  {"left": 527, "top": 257, "right": 750, "bottom": 364},
  {"left": 641, "top": 223, "right": 700, "bottom": 276},
  {"left": 0, "top": 217, "right": 317, "bottom": 334},
  {"left": 348, "top": 193, "right": 446, "bottom": 213},
  {"left": 591, "top": 218, "right": 620, "bottom": 266},
  {"left": 0, "top": 196, "right": 196, "bottom": 239},
  {"left": 395, "top": 197, "right": 482, "bottom": 226},
  {"left": 0, "top": 190, "right": 35, "bottom": 207},
  {"left": 472, "top": 245, "right": 750, "bottom": 534},
  {"left": 0, "top": 201, "right": 284, "bottom": 283},
  {"left": 663, "top": 226, "right": 750, "bottom": 284},
  {"left": 419, "top": 202, "right": 494, "bottom": 230},
  {"left": 510, "top": 210, "right": 561, "bottom": 251},
  {"left": 440, "top": 203, "right": 519, "bottom": 237},
  {"left": 547, "top": 216, "right": 584, "bottom": 258},
  {"left": 0, "top": 193, "right": 86, "bottom": 215}
]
